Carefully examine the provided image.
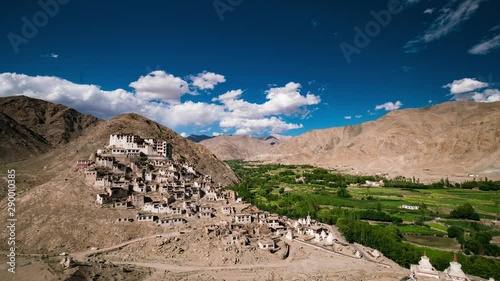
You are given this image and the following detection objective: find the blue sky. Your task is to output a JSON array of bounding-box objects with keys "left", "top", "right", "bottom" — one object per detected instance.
[{"left": 0, "top": 0, "right": 499, "bottom": 136}]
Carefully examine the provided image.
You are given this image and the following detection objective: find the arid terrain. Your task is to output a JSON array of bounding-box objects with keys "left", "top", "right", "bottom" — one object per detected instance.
[
  {"left": 251, "top": 101, "right": 500, "bottom": 183},
  {"left": 200, "top": 135, "right": 275, "bottom": 161}
]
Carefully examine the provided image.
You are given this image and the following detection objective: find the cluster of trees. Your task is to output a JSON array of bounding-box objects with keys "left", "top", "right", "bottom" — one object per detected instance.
[
  {"left": 336, "top": 186, "right": 351, "bottom": 198},
  {"left": 456, "top": 178, "right": 500, "bottom": 191},
  {"left": 227, "top": 177, "right": 320, "bottom": 219},
  {"left": 336, "top": 217, "right": 420, "bottom": 267},
  {"left": 357, "top": 210, "right": 403, "bottom": 223},
  {"left": 383, "top": 177, "right": 453, "bottom": 189},
  {"left": 335, "top": 217, "right": 500, "bottom": 280},
  {"left": 448, "top": 225, "right": 500, "bottom": 257},
  {"left": 383, "top": 176, "right": 500, "bottom": 191},
  {"left": 449, "top": 203, "right": 480, "bottom": 221},
  {"left": 302, "top": 168, "right": 382, "bottom": 188}
]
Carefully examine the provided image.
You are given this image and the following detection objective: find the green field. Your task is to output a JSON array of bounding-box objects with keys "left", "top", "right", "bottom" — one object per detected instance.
[
  {"left": 404, "top": 235, "right": 460, "bottom": 250},
  {"left": 425, "top": 222, "right": 448, "bottom": 232},
  {"left": 228, "top": 160, "right": 499, "bottom": 221},
  {"left": 398, "top": 225, "right": 447, "bottom": 237}
]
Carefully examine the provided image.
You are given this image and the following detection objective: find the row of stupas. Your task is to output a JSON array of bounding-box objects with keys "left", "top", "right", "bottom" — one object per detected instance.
[{"left": 409, "top": 252, "right": 484, "bottom": 281}]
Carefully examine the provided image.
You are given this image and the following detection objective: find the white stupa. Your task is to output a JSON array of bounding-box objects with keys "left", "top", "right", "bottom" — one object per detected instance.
[
  {"left": 314, "top": 233, "right": 321, "bottom": 242},
  {"left": 285, "top": 229, "right": 294, "bottom": 240},
  {"left": 325, "top": 232, "right": 336, "bottom": 245},
  {"left": 306, "top": 213, "right": 311, "bottom": 226},
  {"left": 444, "top": 253, "right": 469, "bottom": 281},
  {"left": 410, "top": 251, "right": 439, "bottom": 279},
  {"left": 320, "top": 230, "right": 327, "bottom": 240}
]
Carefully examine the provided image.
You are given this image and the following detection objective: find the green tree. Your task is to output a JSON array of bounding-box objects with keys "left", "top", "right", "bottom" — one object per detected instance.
[
  {"left": 337, "top": 186, "right": 352, "bottom": 198},
  {"left": 448, "top": 226, "right": 465, "bottom": 247},
  {"left": 450, "top": 203, "right": 480, "bottom": 221},
  {"left": 465, "top": 239, "right": 484, "bottom": 255}
]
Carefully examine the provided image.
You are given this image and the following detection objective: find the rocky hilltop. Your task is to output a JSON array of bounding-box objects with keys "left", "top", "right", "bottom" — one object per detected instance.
[
  {"left": 255, "top": 101, "right": 500, "bottom": 182},
  {"left": 0, "top": 96, "right": 237, "bottom": 186},
  {"left": 70, "top": 113, "right": 239, "bottom": 185},
  {"left": 0, "top": 96, "right": 238, "bottom": 256}
]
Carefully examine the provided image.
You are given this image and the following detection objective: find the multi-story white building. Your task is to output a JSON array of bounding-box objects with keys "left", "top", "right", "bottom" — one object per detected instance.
[{"left": 108, "top": 134, "right": 173, "bottom": 158}]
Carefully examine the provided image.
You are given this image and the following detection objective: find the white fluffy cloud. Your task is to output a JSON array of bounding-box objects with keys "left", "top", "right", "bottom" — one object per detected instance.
[
  {"left": 220, "top": 116, "right": 303, "bottom": 135},
  {"left": 375, "top": 101, "right": 403, "bottom": 111},
  {"left": 211, "top": 89, "right": 243, "bottom": 102},
  {"left": 180, "top": 132, "right": 188, "bottom": 138},
  {"left": 453, "top": 89, "right": 500, "bottom": 103},
  {"left": 470, "top": 89, "right": 500, "bottom": 102},
  {"left": 190, "top": 71, "right": 226, "bottom": 90},
  {"left": 344, "top": 116, "right": 352, "bottom": 120},
  {"left": 129, "top": 70, "right": 191, "bottom": 104},
  {"left": 159, "top": 101, "right": 225, "bottom": 126},
  {"left": 0, "top": 72, "right": 318, "bottom": 135},
  {"left": 404, "top": 0, "right": 485, "bottom": 53},
  {"left": 355, "top": 115, "right": 363, "bottom": 118},
  {"left": 209, "top": 82, "right": 321, "bottom": 135},
  {"left": 0, "top": 72, "right": 141, "bottom": 118},
  {"left": 215, "top": 82, "right": 321, "bottom": 119},
  {"left": 444, "top": 78, "right": 499, "bottom": 103},
  {"left": 423, "top": 8, "right": 435, "bottom": 14},
  {"left": 468, "top": 33, "right": 500, "bottom": 55},
  {"left": 443, "top": 78, "right": 488, "bottom": 94}
]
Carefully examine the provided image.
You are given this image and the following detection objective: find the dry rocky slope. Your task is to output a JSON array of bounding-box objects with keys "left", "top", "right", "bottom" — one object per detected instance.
[
  {"left": 186, "top": 134, "right": 213, "bottom": 142},
  {"left": 255, "top": 101, "right": 500, "bottom": 182},
  {"left": 0, "top": 95, "right": 102, "bottom": 147},
  {"left": 257, "top": 134, "right": 293, "bottom": 146},
  {"left": 0, "top": 112, "right": 52, "bottom": 161},
  {"left": 200, "top": 135, "right": 275, "bottom": 160},
  {"left": 0, "top": 95, "right": 102, "bottom": 163}
]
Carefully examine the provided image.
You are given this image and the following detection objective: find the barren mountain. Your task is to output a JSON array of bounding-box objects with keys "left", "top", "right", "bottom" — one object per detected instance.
[
  {"left": 200, "top": 135, "right": 274, "bottom": 160},
  {"left": 186, "top": 134, "right": 213, "bottom": 142},
  {"left": 0, "top": 112, "right": 51, "bottom": 162},
  {"left": 257, "top": 134, "right": 293, "bottom": 146},
  {"left": 0, "top": 95, "right": 101, "bottom": 147},
  {"left": 255, "top": 101, "right": 500, "bottom": 182}
]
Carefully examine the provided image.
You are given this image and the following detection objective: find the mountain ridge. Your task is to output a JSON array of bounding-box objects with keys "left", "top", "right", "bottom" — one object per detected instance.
[
  {"left": 200, "top": 135, "right": 274, "bottom": 160},
  {"left": 253, "top": 101, "right": 500, "bottom": 182},
  {"left": 0, "top": 95, "right": 102, "bottom": 147}
]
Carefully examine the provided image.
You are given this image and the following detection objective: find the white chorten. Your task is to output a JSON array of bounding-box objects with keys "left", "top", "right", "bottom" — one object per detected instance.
[
  {"left": 326, "top": 232, "right": 336, "bottom": 245},
  {"left": 285, "top": 229, "right": 293, "bottom": 240},
  {"left": 444, "top": 253, "right": 469, "bottom": 281},
  {"left": 306, "top": 213, "right": 311, "bottom": 226},
  {"left": 320, "top": 230, "right": 327, "bottom": 240},
  {"left": 314, "top": 233, "right": 321, "bottom": 242},
  {"left": 410, "top": 252, "right": 439, "bottom": 279}
]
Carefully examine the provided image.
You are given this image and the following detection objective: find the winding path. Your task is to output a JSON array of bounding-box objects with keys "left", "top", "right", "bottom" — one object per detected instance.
[{"left": 71, "top": 232, "right": 180, "bottom": 261}]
